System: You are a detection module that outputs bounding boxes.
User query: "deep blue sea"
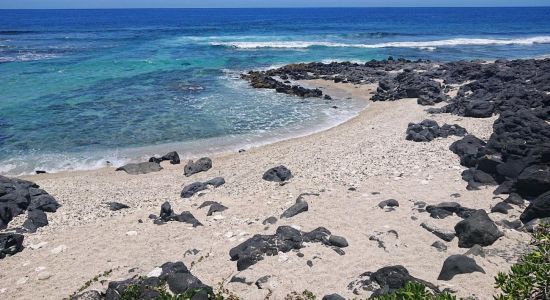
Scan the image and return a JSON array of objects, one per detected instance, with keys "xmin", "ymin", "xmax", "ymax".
[{"xmin": 1, "ymin": 7, "xmax": 550, "ymax": 175}]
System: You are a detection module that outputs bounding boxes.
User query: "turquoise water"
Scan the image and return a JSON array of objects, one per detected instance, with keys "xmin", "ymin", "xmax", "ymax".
[{"xmin": 1, "ymin": 8, "xmax": 550, "ymax": 174}]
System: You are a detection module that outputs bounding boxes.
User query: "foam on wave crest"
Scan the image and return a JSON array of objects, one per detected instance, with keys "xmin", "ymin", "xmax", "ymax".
[{"xmin": 210, "ymin": 36, "xmax": 550, "ymax": 49}]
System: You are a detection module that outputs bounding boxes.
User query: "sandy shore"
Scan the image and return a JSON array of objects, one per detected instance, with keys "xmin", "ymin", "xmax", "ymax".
[{"xmin": 0, "ymin": 80, "xmax": 530, "ymax": 299}]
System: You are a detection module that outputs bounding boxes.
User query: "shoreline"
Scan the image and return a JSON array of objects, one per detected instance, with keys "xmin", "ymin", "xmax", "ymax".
[
  {"xmin": 2, "ymin": 82, "xmax": 368, "ymax": 178},
  {"xmin": 1, "ymin": 58, "xmax": 548, "ymax": 300}
]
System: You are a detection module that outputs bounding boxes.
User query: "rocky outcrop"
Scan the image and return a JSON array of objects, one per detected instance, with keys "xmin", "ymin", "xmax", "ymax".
[
  {"xmin": 347, "ymin": 265, "xmax": 439, "ymax": 297},
  {"xmin": 0, "ymin": 175, "xmax": 60, "ymax": 232}
]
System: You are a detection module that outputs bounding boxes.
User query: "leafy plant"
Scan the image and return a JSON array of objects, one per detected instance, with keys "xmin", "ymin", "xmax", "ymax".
[
  {"xmin": 371, "ymin": 282, "xmax": 456, "ymax": 300},
  {"xmin": 494, "ymin": 224, "xmax": 550, "ymax": 300}
]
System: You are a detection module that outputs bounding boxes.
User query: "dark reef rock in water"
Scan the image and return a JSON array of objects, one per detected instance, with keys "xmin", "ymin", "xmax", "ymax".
[
  {"xmin": 406, "ymin": 119, "xmax": 467, "ymax": 142},
  {"xmin": 184, "ymin": 157, "xmax": 212, "ymax": 177},
  {"xmin": 115, "ymin": 162, "xmax": 162, "ymax": 175},
  {"xmin": 262, "ymin": 165, "xmax": 293, "ymax": 182},
  {"xmin": 229, "ymin": 226, "xmax": 348, "ymax": 271},
  {"xmin": 347, "ymin": 265, "xmax": 440, "ymax": 297},
  {"xmin": 149, "ymin": 151, "xmax": 180, "ymax": 165},
  {"xmin": 0, "ymin": 175, "xmax": 60, "ymax": 236}
]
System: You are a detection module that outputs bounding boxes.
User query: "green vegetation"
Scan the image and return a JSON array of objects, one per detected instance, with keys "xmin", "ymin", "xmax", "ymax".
[
  {"xmin": 72, "ymin": 225, "xmax": 550, "ymax": 300},
  {"xmin": 370, "ymin": 282, "xmax": 456, "ymax": 300},
  {"xmin": 494, "ymin": 224, "xmax": 550, "ymax": 300}
]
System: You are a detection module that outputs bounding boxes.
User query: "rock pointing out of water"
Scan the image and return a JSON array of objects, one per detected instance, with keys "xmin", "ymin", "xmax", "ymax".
[{"xmin": 116, "ymin": 162, "xmax": 162, "ymax": 175}]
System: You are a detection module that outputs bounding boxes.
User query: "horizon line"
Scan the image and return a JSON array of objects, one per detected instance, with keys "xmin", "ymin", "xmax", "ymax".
[{"xmin": 1, "ymin": 6, "xmax": 550, "ymax": 10}]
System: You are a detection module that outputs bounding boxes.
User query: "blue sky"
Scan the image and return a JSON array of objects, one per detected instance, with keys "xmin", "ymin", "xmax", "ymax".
[{"xmin": 1, "ymin": 0, "xmax": 550, "ymax": 9}]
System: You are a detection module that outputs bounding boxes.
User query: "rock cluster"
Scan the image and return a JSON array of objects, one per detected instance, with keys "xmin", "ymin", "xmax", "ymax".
[
  {"xmin": 262, "ymin": 165, "xmax": 293, "ymax": 182},
  {"xmin": 149, "ymin": 151, "xmax": 180, "ymax": 165},
  {"xmin": 73, "ymin": 261, "xmax": 212, "ymax": 300},
  {"xmin": 406, "ymin": 119, "xmax": 467, "ymax": 142},
  {"xmin": 0, "ymin": 175, "xmax": 60, "ymax": 233},
  {"xmin": 180, "ymin": 177, "xmax": 225, "ymax": 198},
  {"xmin": 229, "ymin": 226, "xmax": 348, "ymax": 271}
]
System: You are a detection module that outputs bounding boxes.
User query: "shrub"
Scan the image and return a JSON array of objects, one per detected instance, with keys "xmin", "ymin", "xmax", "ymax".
[
  {"xmin": 494, "ymin": 224, "xmax": 550, "ymax": 300},
  {"xmin": 371, "ymin": 282, "xmax": 456, "ymax": 300}
]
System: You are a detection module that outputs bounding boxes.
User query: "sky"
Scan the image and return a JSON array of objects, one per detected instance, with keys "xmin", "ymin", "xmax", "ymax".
[{"xmin": 1, "ymin": 0, "xmax": 550, "ymax": 9}]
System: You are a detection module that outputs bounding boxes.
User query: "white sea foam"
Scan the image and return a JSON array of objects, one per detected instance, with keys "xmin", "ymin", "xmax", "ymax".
[{"xmin": 209, "ymin": 36, "xmax": 550, "ymax": 50}]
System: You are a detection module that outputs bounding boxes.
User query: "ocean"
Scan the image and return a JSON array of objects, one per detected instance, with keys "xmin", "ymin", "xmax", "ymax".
[{"xmin": 1, "ymin": 7, "xmax": 550, "ymax": 175}]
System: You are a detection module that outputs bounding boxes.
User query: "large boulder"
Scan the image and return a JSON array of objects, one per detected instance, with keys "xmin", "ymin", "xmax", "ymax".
[
  {"xmin": 454, "ymin": 210, "xmax": 503, "ymax": 248},
  {"xmin": 514, "ymin": 164, "xmax": 550, "ymax": 198},
  {"xmin": 520, "ymin": 191, "xmax": 550, "ymax": 224}
]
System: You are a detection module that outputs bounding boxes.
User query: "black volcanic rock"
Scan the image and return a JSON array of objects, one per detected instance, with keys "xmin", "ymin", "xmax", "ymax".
[
  {"xmin": 454, "ymin": 210, "xmax": 503, "ymax": 248},
  {"xmin": 0, "ymin": 233, "xmax": 24, "ymax": 259},
  {"xmin": 348, "ymin": 265, "xmax": 439, "ymax": 297},
  {"xmin": 149, "ymin": 151, "xmax": 180, "ymax": 165},
  {"xmin": 180, "ymin": 177, "xmax": 225, "ymax": 198},
  {"xmin": 229, "ymin": 226, "xmax": 347, "ymax": 271},
  {"xmin": 184, "ymin": 157, "xmax": 212, "ymax": 177},
  {"xmin": 406, "ymin": 119, "xmax": 466, "ymax": 142},
  {"xmin": 116, "ymin": 162, "xmax": 162, "ymax": 175},
  {"xmin": 438, "ymin": 255, "xmax": 485, "ymax": 280},
  {"xmin": 262, "ymin": 165, "xmax": 292, "ymax": 182},
  {"xmin": 520, "ymin": 191, "xmax": 550, "ymax": 224},
  {"xmin": 0, "ymin": 175, "xmax": 59, "ymax": 233}
]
